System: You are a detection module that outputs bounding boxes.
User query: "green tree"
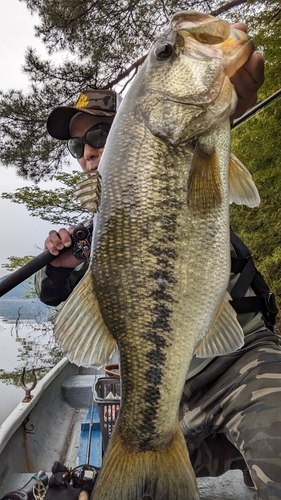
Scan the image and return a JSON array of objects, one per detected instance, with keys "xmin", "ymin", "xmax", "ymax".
[
  {"xmin": 1, "ymin": 170, "xmax": 88, "ymax": 225},
  {"xmin": 0, "ymin": 0, "xmax": 280, "ymax": 312},
  {"xmin": 230, "ymin": 95, "xmax": 281, "ymax": 309},
  {"xmin": 228, "ymin": 1, "xmax": 281, "ymax": 312},
  {"xmin": 2, "ymin": 256, "xmax": 35, "ymax": 271},
  {"xmin": 2, "ymin": 256, "xmax": 37, "ymax": 297},
  {"xmin": 0, "ymin": 0, "xmax": 279, "ymax": 180}
]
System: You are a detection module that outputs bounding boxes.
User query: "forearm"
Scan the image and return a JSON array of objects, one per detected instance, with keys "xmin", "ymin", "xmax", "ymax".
[{"xmin": 34, "ymin": 262, "xmax": 88, "ymax": 306}]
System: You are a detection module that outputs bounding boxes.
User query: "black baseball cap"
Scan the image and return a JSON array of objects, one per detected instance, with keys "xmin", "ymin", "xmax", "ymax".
[{"xmin": 47, "ymin": 89, "xmax": 122, "ymax": 140}]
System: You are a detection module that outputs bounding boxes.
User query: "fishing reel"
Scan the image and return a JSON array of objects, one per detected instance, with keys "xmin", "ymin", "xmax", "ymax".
[
  {"xmin": 49, "ymin": 461, "xmax": 98, "ymax": 493},
  {"xmin": 48, "ymin": 462, "xmax": 72, "ymax": 488},
  {"xmin": 72, "ymin": 220, "xmax": 93, "ymax": 261},
  {"xmin": 72, "ymin": 465, "xmax": 99, "ymax": 493}
]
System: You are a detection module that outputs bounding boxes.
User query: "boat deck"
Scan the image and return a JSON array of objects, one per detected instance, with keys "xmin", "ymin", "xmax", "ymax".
[
  {"xmin": 0, "ymin": 361, "xmax": 254, "ymax": 499},
  {"xmin": 1, "ymin": 471, "xmax": 254, "ymax": 499}
]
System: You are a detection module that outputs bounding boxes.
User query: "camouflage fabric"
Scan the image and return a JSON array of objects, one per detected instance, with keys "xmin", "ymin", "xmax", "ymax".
[
  {"xmin": 47, "ymin": 89, "xmax": 122, "ymax": 140},
  {"xmin": 180, "ymin": 329, "xmax": 281, "ymax": 500},
  {"xmin": 74, "ymin": 90, "xmax": 119, "ymax": 114}
]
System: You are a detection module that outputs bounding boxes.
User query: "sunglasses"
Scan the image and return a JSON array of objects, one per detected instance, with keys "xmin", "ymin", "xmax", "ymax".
[{"xmin": 67, "ymin": 122, "xmax": 112, "ymax": 159}]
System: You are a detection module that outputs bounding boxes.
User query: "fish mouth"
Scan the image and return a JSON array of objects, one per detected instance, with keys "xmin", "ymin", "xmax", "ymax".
[
  {"xmin": 141, "ymin": 11, "xmax": 253, "ymax": 143},
  {"xmin": 172, "ymin": 10, "xmax": 253, "ymax": 79}
]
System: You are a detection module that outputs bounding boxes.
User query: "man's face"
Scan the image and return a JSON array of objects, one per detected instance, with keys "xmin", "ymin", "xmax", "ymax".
[{"xmin": 69, "ymin": 113, "xmax": 114, "ymax": 172}]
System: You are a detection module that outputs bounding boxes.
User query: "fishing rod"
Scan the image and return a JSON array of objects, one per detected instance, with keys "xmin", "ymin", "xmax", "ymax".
[
  {"xmin": 0, "ymin": 220, "xmax": 92, "ymax": 298},
  {"xmin": 0, "ymin": 90, "xmax": 280, "ymax": 298},
  {"xmin": 0, "ymin": 172, "xmax": 100, "ymax": 298},
  {"xmin": 232, "ymin": 88, "xmax": 281, "ymax": 129}
]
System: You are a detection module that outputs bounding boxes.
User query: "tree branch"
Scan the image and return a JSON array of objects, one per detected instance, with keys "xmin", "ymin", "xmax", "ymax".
[
  {"xmin": 211, "ymin": 0, "xmax": 247, "ymax": 16},
  {"xmin": 103, "ymin": 54, "xmax": 147, "ymax": 90}
]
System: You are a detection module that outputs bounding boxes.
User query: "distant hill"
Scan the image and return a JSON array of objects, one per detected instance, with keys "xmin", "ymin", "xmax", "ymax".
[
  {"xmin": 0, "ymin": 276, "xmax": 50, "ymax": 320},
  {"xmin": 0, "ymin": 276, "xmax": 32, "ymax": 299}
]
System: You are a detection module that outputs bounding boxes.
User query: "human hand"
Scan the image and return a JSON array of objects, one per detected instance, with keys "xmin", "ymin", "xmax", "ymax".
[
  {"xmin": 230, "ymin": 23, "xmax": 264, "ymax": 120},
  {"xmin": 44, "ymin": 226, "xmax": 82, "ymax": 268}
]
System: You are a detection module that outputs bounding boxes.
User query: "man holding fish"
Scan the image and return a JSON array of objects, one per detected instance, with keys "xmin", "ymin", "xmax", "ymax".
[{"xmin": 35, "ymin": 15, "xmax": 280, "ymax": 500}]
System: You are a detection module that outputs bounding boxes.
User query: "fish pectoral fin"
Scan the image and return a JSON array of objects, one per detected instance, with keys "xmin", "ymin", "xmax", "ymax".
[
  {"xmin": 54, "ymin": 269, "xmax": 116, "ymax": 368},
  {"xmin": 195, "ymin": 292, "xmax": 244, "ymax": 358},
  {"xmin": 187, "ymin": 140, "xmax": 222, "ymax": 214},
  {"xmin": 229, "ymin": 153, "xmax": 260, "ymax": 207}
]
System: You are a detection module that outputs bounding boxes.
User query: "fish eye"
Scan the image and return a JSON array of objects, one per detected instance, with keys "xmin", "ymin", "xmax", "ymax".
[{"xmin": 155, "ymin": 43, "xmax": 173, "ymax": 60}]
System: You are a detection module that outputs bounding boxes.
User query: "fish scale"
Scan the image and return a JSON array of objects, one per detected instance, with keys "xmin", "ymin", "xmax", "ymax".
[{"xmin": 54, "ymin": 10, "xmax": 260, "ymax": 500}]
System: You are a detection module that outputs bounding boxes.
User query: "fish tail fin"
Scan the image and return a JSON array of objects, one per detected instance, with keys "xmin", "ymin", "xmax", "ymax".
[
  {"xmin": 54, "ymin": 268, "xmax": 116, "ymax": 367},
  {"xmin": 91, "ymin": 423, "xmax": 200, "ymax": 500}
]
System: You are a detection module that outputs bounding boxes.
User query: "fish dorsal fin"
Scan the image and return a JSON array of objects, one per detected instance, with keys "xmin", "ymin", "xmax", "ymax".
[
  {"xmin": 54, "ymin": 268, "xmax": 116, "ymax": 368},
  {"xmin": 187, "ymin": 140, "xmax": 222, "ymax": 214},
  {"xmin": 76, "ymin": 171, "xmax": 102, "ymax": 214},
  {"xmin": 229, "ymin": 153, "xmax": 260, "ymax": 207},
  {"xmin": 195, "ymin": 292, "xmax": 244, "ymax": 358}
]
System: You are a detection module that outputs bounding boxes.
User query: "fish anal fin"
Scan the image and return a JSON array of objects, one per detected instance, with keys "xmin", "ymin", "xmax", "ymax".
[
  {"xmin": 54, "ymin": 269, "xmax": 116, "ymax": 368},
  {"xmin": 187, "ymin": 141, "xmax": 222, "ymax": 214},
  {"xmin": 229, "ymin": 153, "xmax": 260, "ymax": 207},
  {"xmin": 195, "ymin": 292, "xmax": 244, "ymax": 358},
  {"xmin": 92, "ymin": 421, "xmax": 200, "ymax": 500}
]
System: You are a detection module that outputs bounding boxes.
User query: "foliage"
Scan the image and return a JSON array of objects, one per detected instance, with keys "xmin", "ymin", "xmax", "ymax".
[
  {"xmin": 1, "ymin": 0, "xmax": 279, "ymax": 180},
  {"xmin": 230, "ymin": 95, "xmax": 281, "ymax": 311},
  {"xmin": 1, "ymin": 170, "xmax": 89, "ymax": 225},
  {"xmin": 2, "ymin": 255, "xmax": 35, "ymax": 271},
  {"xmin": 0, "ymin": 0, "xmax": 280, "ymax": 311},
  {"xmin": 228, "ymin": 0, "xmax": 281, "ymax": 312},
  {"xmin": 2, "ymin": 256, "xmax": 37, "ymax": 297}
]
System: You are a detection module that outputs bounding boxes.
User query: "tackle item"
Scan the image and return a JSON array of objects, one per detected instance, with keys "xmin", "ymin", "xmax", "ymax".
[
  {"xmin": 0, "ymin": 220, "xmax": 92, "ymax": 298},
  {"xmin": 48, "ymin": 462, "xmax": 98, "ymax": 495},
  {"xmin": 72, "ymin": 222, "xmax": 93, "ymax": 262},
  {"xmin": 232, "ymin": 88, "xmax": 281, "ymax": 129},
  {"xmin": 71, "ymin": 466, "xmax": 98, "ymax": 493},
  {"xmin": 48, "ymin": 461, "xmax": 72, "ymax": 488},
  {"xmin": 0, "ymin": 171, "xmax": 101, "ymax": 298},
  {"xmin": 0, "ymin": 471, "xmax": 48, "ymax": 500},
  {"xmin": 67, "ymin": 123, "xmax": 111, "ymax": 158}
]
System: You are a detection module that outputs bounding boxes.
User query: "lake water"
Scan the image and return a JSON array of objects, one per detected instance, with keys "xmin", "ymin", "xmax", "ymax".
[{"xmin": 0, "ymin": 297, "xmax": 61, "ymax": 425}]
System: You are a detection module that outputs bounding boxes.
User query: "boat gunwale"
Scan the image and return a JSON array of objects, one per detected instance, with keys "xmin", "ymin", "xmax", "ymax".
[{"xmin": 0, "ymin": 357, "xmax": 70, "ymax": 454}]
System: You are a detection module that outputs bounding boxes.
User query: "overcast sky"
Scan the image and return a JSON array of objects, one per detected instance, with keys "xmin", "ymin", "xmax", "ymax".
[{"xmin": 0, "ymin": 0, "xmax": 74, "ymax": 278}]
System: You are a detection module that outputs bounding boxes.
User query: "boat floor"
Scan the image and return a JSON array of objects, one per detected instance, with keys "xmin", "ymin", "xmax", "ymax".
[
  {"xmin": 0, "ymin": 362, "xmax": 254, "ymax": 499},
  {"xmin": 4, "ymin": 471, "xmax": 254, "ymax": 500}
]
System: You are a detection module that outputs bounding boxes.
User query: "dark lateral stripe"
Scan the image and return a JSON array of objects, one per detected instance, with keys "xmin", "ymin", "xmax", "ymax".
[{"xmin": 139, "ymin": 300, "xmax": 173, "ymax": 448}]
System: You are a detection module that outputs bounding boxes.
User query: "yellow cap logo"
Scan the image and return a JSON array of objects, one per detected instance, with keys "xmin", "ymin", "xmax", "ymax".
[{"xmin": 75, "ymin": 93, "xmax": 89, "ymax": 109}]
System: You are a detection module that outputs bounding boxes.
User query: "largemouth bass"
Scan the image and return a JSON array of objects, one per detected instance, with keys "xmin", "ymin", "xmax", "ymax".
[{"xmin": 54, "ymin": 11, "xmax": 260, "ymax": 500}]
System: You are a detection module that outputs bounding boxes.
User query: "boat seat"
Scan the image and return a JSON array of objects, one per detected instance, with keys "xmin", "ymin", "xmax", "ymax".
[{"xmin": 61, "ymin": 374, "xmax": 96, "ymax": 408}]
